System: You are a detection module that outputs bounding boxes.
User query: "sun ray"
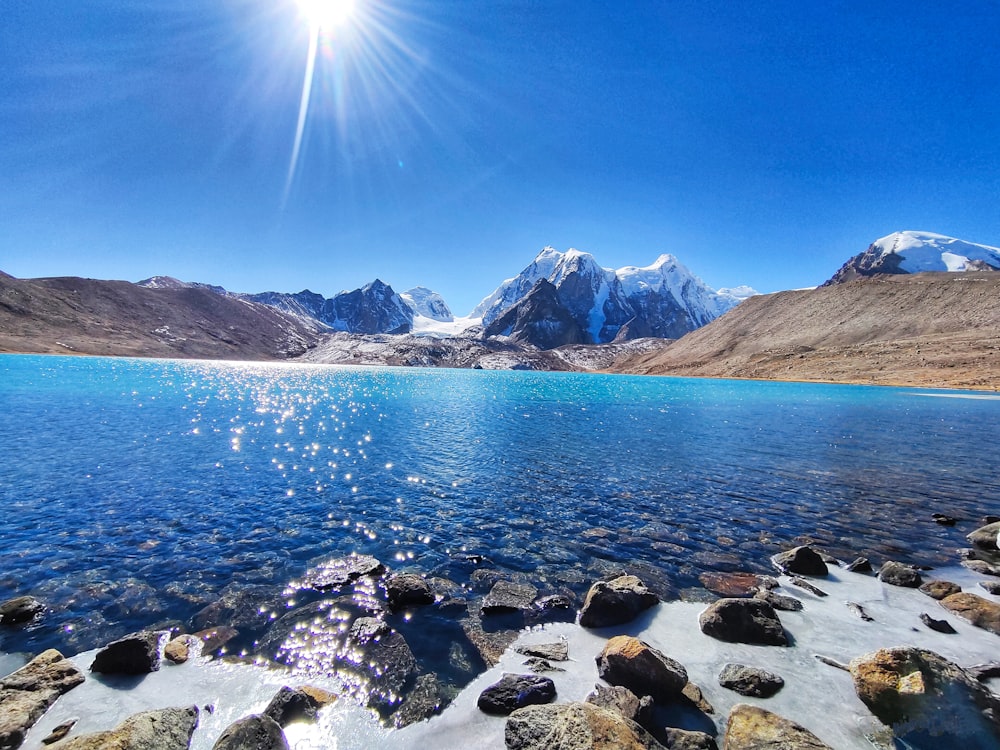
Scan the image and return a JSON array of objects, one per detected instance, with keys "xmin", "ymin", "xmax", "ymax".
[{"xmin": 283, "ymin": 22, "xmax": 320, "ymax": 208}]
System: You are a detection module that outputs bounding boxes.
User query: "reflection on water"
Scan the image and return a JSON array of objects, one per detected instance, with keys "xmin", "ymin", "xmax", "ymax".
[{"xmin": 1, "ymin": 355, "xmax": 998, "ymax": 701}]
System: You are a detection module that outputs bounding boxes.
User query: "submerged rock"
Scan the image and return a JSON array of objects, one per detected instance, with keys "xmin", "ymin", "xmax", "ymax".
[
  {"xmin": 90, "ymin": 631, "xmax": 163, "ymax": 675},
  {"xmin": 595, "ymin": 636, "xmax": 688, "ymax": 702},
  {"xmin": 940, "ymin": 592, "xmax": 1000, "ymax": 635},
  {"xmin": 848, "ymin": 647, "xmax": 1000, "ymax": 745},
  {"xmin": 212, "ymin": 714, "xmax": 288, "ymax": 750},
  {"xmin": 0, "ymin": 597, "xmax": 44, "ymax": 626},
  {"xmin": 877, "ymin": 562, "xmax": 922, "ymax": 588},
  {"xmin": 579, "ymin": 575, "xmax": 659, "ymax": 628},
  {"xmin": 392, "ymin": 673, "xmax": 444, "ymax": 728},
  {"xmin": 300, "ymin": 554, "xmax": 385, "ymax": 590},
  {"xmin": 698, "ymin": 599, "xmax": 788, "ymax": 646},
  {"xmin": 723, "ymin": 703, "xmax": 832, "ymax": 749},
  {"xmin": 505, "ymin": 702, "xmax": 665, "ymax": 750},
  {"xmin": 717, "ymin": 664, "xmax": 784, "ymax": 698},
  {"xmin": 47, "ymin": 706, "xmax": 198, "ymax": 750},
  {"xmin": 771, "ymin": 546, "xmax": 828, "ymax": 577},
  {"xmin": 0, "ymin": 649, "xmax": 85, "ymax": 750},
  {"xmin": 482, "ymin": 581, "xmax": 538, "ymax": 615},
  {"xmin": 385, "ymin": 574, "xmax": 434, "ymax": 609},
  {"xmin": 477, "ymin": 673, "xmax": 556, "ymax": 715}
]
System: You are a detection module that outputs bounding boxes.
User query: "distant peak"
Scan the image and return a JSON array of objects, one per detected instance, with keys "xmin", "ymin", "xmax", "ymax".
[
  {"xmin": 650, "ymin": 253, "xmax": 679, "ymax": 268},
  {"xmin": 534, "ymin": 246, "xmax": 563, "ymax": 260}
]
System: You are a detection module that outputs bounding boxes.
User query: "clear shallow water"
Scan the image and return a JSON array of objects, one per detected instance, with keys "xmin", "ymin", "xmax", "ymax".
[{"xmin": 1, "ymin": 355, "xmax": 999, "ymax": 691}]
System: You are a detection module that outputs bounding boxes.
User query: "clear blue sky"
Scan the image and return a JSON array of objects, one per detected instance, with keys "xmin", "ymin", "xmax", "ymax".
[{"xmin": 3, "ymin": 0, "xmax": 999, "ymax": 314}]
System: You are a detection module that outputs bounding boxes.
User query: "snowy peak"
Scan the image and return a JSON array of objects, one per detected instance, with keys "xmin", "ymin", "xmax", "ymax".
[
  {"xmin": 826, "ymin": 231, "xmax": 1000, "ymax": 284},
  {"xmin": 473, "ymin": 247, "xmax": 750, "ymax": 345},
  {"xmin": 137, "ymin": 276, "xmax": 228, "ymax": 295},
  {"xmin": 400, "ymin": 287, "xmax": 453, "ymax": 322}
]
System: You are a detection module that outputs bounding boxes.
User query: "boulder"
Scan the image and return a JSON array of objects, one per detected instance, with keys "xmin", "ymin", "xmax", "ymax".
[
  {"xmin": 968, "ymin": 522, "xmax": 1000, "ymax": 552},
  {"xmin": 752, "ymin": 589, "xmax": 802, "ymax": 612},
  {"xmin": 981, "ymin": 580, "xmax": 1000, "ymax": 596},
  {"xmin": 0, "ymin": 649, "xmax": 85, "ymax": 750},
  {"xmin": 482, "ymin": 581, "xmax": 539, "ymax": 615},
  {"xmin": 595, "ymin": 636, "xmax": 688, "ymax": 702},
  {"xmin": 698, "ymin": 599, "xmax": 788, "ymax": 646},
  {"xmin": 385, "ymin": 574, "xmax": 434, "ymax": 609},
  {"xmin": 845, "ymin": 557, "xmax": 873, "ymax": 573},
  {"xmin": 0, "ymin": 597, "xmax": 44, "ymax": 626},
  {"xmin": 962, "ymin": 559, "xmax": 1000, "ymax": 577},
  {"xmin": 300, "ymin": 554, "xmax": 384, "ymax": 590},
  {"xmin": 212, "ymin": 714, "xmax": 288, "ymax": 750},
  {"xmin": 717, "ymin": 664, "xmax": 784, "ymax": 698},
  {"xmin": 477, "ymin": 674, "xmax": 556, "ymax": 715},
  {"xmin": 770, "ymin": 547, "xmax": 828, "ymax": 577},
  {"xmin": 661, "ymin": 728, "xmax": 718, "ymax": 750},
  {"xmin": 877, "ymin": 562, "xmax": 922, "ymax": 588},
  {"xmin": 918, "ymin": 580, "xmax": 962, "ymax": 600},
  {"xmin": 723, "ymin": 703, "xmax": 832, "ymax": 749},
  {"xmin": 90, "ymin": 631, "xmax": 163, "ymax": 675},
  {"xmin": 848, "ymin": 647, "xmax": 1000, "ymax": 744},
  {"xmin": 940, "ymin": 592, "xmax": 1000, "ymax": 635},
  {"xmin": 505, "ymin": 702, "xmax": 666, "ymax": 750},
  {"xmin": 681, "ymin": 682, "xmax": 715, "ymax": 715},
  {"xmin": 163, "ymin": 635, "xmax": 201, "ymax": 664},
  {"xmin": 579, "ymin": 576, "xmax": 659, "ymax": 628},
  {"xmin": 191, "ymin": 626, "xmax": 239, "ymax": 654},
  {"xmin": 46, "ymin": 706, "xmax": 198, "ymax": 750},
  {"xmin": 585, "ymin": 684, "xmax": 653, "ymax": 729},
  {"xmin": 263, "ymin": 687, "xmax": 321, "ymax": 727}
]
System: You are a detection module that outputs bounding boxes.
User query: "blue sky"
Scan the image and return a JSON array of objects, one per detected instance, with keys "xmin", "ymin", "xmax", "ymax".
[{"xmin": 3, "ymin": 0, "xmax": 999, "ymax": 314}]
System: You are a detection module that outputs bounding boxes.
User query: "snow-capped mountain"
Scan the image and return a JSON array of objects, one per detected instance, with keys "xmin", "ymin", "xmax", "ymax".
[
  {"xmin": 322, "ymin": 279, "xmax": 413, "ymax": 334},
  {"xmin": 400, "ymin": 287, "xmax": 453, "ymax": 322},
  {"xmin": 473, "ymin": 247, "xmax": 754, "ymax": 345},
  {"xmin": 137, "ymin": 276, "xmax": 227, "ymax": 296},
  {"xmin": 825, "ymin": 231, "xmax": 1000, "ymax": 285}
]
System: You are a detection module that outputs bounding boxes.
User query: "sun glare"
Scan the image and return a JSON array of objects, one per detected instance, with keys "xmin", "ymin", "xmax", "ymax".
[{"xmin": 296, "ymin": 0, "xmax": 357, "ymax": 30}]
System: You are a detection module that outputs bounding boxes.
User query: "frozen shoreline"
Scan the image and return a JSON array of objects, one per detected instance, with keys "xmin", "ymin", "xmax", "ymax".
[{"xmin": 8, "ymin": 563, "xmax": 1000, "ymax": 749}]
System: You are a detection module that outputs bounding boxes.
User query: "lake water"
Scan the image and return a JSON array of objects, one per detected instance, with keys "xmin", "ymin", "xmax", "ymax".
[{"xmin": 2, "ymin": 354, "xmax": 998, "ymax": 704}]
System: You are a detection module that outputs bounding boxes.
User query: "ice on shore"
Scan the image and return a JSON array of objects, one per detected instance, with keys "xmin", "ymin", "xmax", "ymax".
[{"xmin": 12, "ymin": 564, "xmax": 1000, "ymax": 749}]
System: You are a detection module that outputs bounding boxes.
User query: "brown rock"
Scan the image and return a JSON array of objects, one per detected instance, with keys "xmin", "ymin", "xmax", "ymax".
[
  {"xmin": 595, "ymin": 636, "xmax": 688, "ymax": 702},
  {"xmin": 46, "ymin": 706, "xmax": 198, "ymax": 750},
  {"xmin": 698, "ymin": 572, "xmax": 761, "ymax": 597},
  {"xmin": 940, "ymin": 592, "xmax": 1000, "ymax": 635},
  {"xmin": 164, "ymin": 635, "xmax": 201, "ymax": 664},
  {"xmin": 662, "ymin": 728, "xmax": 718, "ymax": 750},
  {"xmin": 0, "ymin": 649, "xmax": 85, "ymax": 750},
  {"xmin": 848, "ymin": 647, "xmax": 1000, "ymax": 743},
  {"xmin": 585, "ymin": 684, "xmax": 653, "ymax": 729},
  {"xmin": 579, "ymin": 575, "xmax": 659, "ymax": 628},
  {"xmin": 723, "ymin": 703, "xmax": 831, "ymax": 749},
  {"xmin": 918, "ymin": 580, "xmax": 962, "ymax": 600},
  {"xmin": 681, "ymin": 682, "xmax": 715, "ymax": 715},
  {"xmin": 505, "ymin": 702, "xmax": 666, "ymax": 750},
  {"xmin": 698, "ymin": 599, "xmax": 787, "ymax": 646}
]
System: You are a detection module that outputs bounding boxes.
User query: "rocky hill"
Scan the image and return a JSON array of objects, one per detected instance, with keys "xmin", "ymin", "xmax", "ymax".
[
  {"xmin": 613, "ymin": 272, "xmax": 1000, "ymax": 390},
  {"xmin": 0, "ymin": 274, "xmax": 320, "ymax": 359}
]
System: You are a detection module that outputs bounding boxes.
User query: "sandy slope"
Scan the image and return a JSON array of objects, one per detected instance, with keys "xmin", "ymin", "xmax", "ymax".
[{"xmin": 613, "ymin": 272, "xmax": 1000, "ymax": 390}]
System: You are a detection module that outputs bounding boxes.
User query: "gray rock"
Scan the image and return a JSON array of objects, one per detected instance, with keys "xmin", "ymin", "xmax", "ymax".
[
  {"xmin": 212, "ymin": 714, "xmax": 288, "ymax": 750},
  {"xmin": 962, "ymin": 558, "xmax": 1000, "ymax": 577},
  {"xmin": 595, "ymin": 636, "xmax": 688, "ymax": 702},
  {"xmin": 585, "ymin": 684, "xmax": 653, "ymax": 729},
  {"xmin": 263, "ymin": 687, "xmax": 321, "ymax": 727},
  {"xmin": 918, "ymin": 580, "xmax": 963, "ymax": 600},
  {"xmin": 0, "ymin": 597, "xmax": 44, "ymax": 626},
  {"xmin": 505, "ymin": 702, "xmax": 666, "ymax": 750},
  {"xmin": 770, "ymin": 546, "xmax": 828, "ymax": 577},
  {"xmin": 46, "ymin": 706, "xmax": 198, "ymax": 750},
  {"xmin": 516, "ymin": 642, "xmax": 569, "ymax": 662},
  {"xmin": 523, "ymin": 658, "xmax": 565, "ymax": 674},
  {"xmin": 718, "ymin": 664, "xmax": 784, "ymax": 698},
  {"xmin": 300, "ymin": 554, "xmax": 385, "ymax": 590},
  {"xmin": 968, "ymin": 522, "xmax": 1000, "ymax": 552},
  {"xmin": 385, "ymin": 574, "xmax": 434, "ymax": 609},
  {"xmin": 482, "ymin": 581, "xmax": 539, "ymax": 615},
  {"xmin": 849, "ymin": 647, "xmax": 1000, "ymax": 745},
  {"xmin": 877, "ymin": 561, "xmax": 922, "ymax": 588},
  {"xmin": 752, "ymin": 589, "xmax": 802, "ymax": 612},
  {"xmin": 90, "ymin": 631, "xmax": 163, "ymax": 675},
  {"xmin": 579, "ymin": 575, "xmax": 659, "ymax": 628},
  {"xmin": 845, "ymin": 557, "xmax": 873, "ymax": 573},
  {"xmin": 698, "ymin": 599, "xmax": 788, "ymax": 646},
  {"xmin": 919, "ymin": 613, "xmax": 957, "ymax": 634},
  {"xmin": 723, "ymin": 703, "xmax": 832, "ymax": 749},
  {"xmin": 980, "ymin": 580, "xmax": 1000, "ymax": 595},
  {"xmin": 661, "ymin": 727, "xmax": 718, "ymax": 750},
  {"xmin": 0, "ymin": 650, "xmax": 85, "ymax": 750},
  {"xmin": 392, "ymin": 674, "xmax": 444, "ymax": 728},
  {"xmin": 477, "ymin": 673, "xmax": 556, "ymax": 715}
]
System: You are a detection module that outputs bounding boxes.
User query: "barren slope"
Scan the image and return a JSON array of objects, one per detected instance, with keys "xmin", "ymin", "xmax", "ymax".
[
  {"xmin": 0, "ymin": 274, "xmax": 320, "ymax": 360},
  {"xmin": 614, "ymin": 272, "xmax": 1000, "ymax": 390}
]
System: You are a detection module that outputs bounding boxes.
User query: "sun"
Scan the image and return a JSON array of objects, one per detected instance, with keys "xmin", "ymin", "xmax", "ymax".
[{"xmin": 295, "ymin": 0, "xmax": 357, "ymax": 30}]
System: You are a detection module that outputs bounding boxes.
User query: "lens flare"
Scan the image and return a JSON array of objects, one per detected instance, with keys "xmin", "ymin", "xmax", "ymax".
[{"xmin": 295, "ymin": 0, "xmax": 357, "ymax": 30}]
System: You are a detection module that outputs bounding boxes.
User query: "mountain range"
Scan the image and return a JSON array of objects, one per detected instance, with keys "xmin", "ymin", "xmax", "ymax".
[{"xmin": 2, "ymin": 231, "xmax": 997, "ymax": 388}]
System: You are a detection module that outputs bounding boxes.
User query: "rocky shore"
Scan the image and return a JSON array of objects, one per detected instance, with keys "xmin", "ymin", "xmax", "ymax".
[{"xmin": 3, "ymin": 520, "xmax": 1000, "ymax": 749}]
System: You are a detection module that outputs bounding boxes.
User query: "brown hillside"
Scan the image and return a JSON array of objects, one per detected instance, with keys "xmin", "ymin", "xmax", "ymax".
[
  {"xmin": 0, "ymin": 274, "xmax": 320, "ymax": 360},
  {"xmin": 613, "ymin": 272, "xmax": 1000, "ymax": 390}
]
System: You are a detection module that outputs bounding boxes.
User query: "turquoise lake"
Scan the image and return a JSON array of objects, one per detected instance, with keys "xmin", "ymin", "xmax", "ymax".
[{"xmin": 1, "ymin": 354, "xmax": 998, "ymax": 693}]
